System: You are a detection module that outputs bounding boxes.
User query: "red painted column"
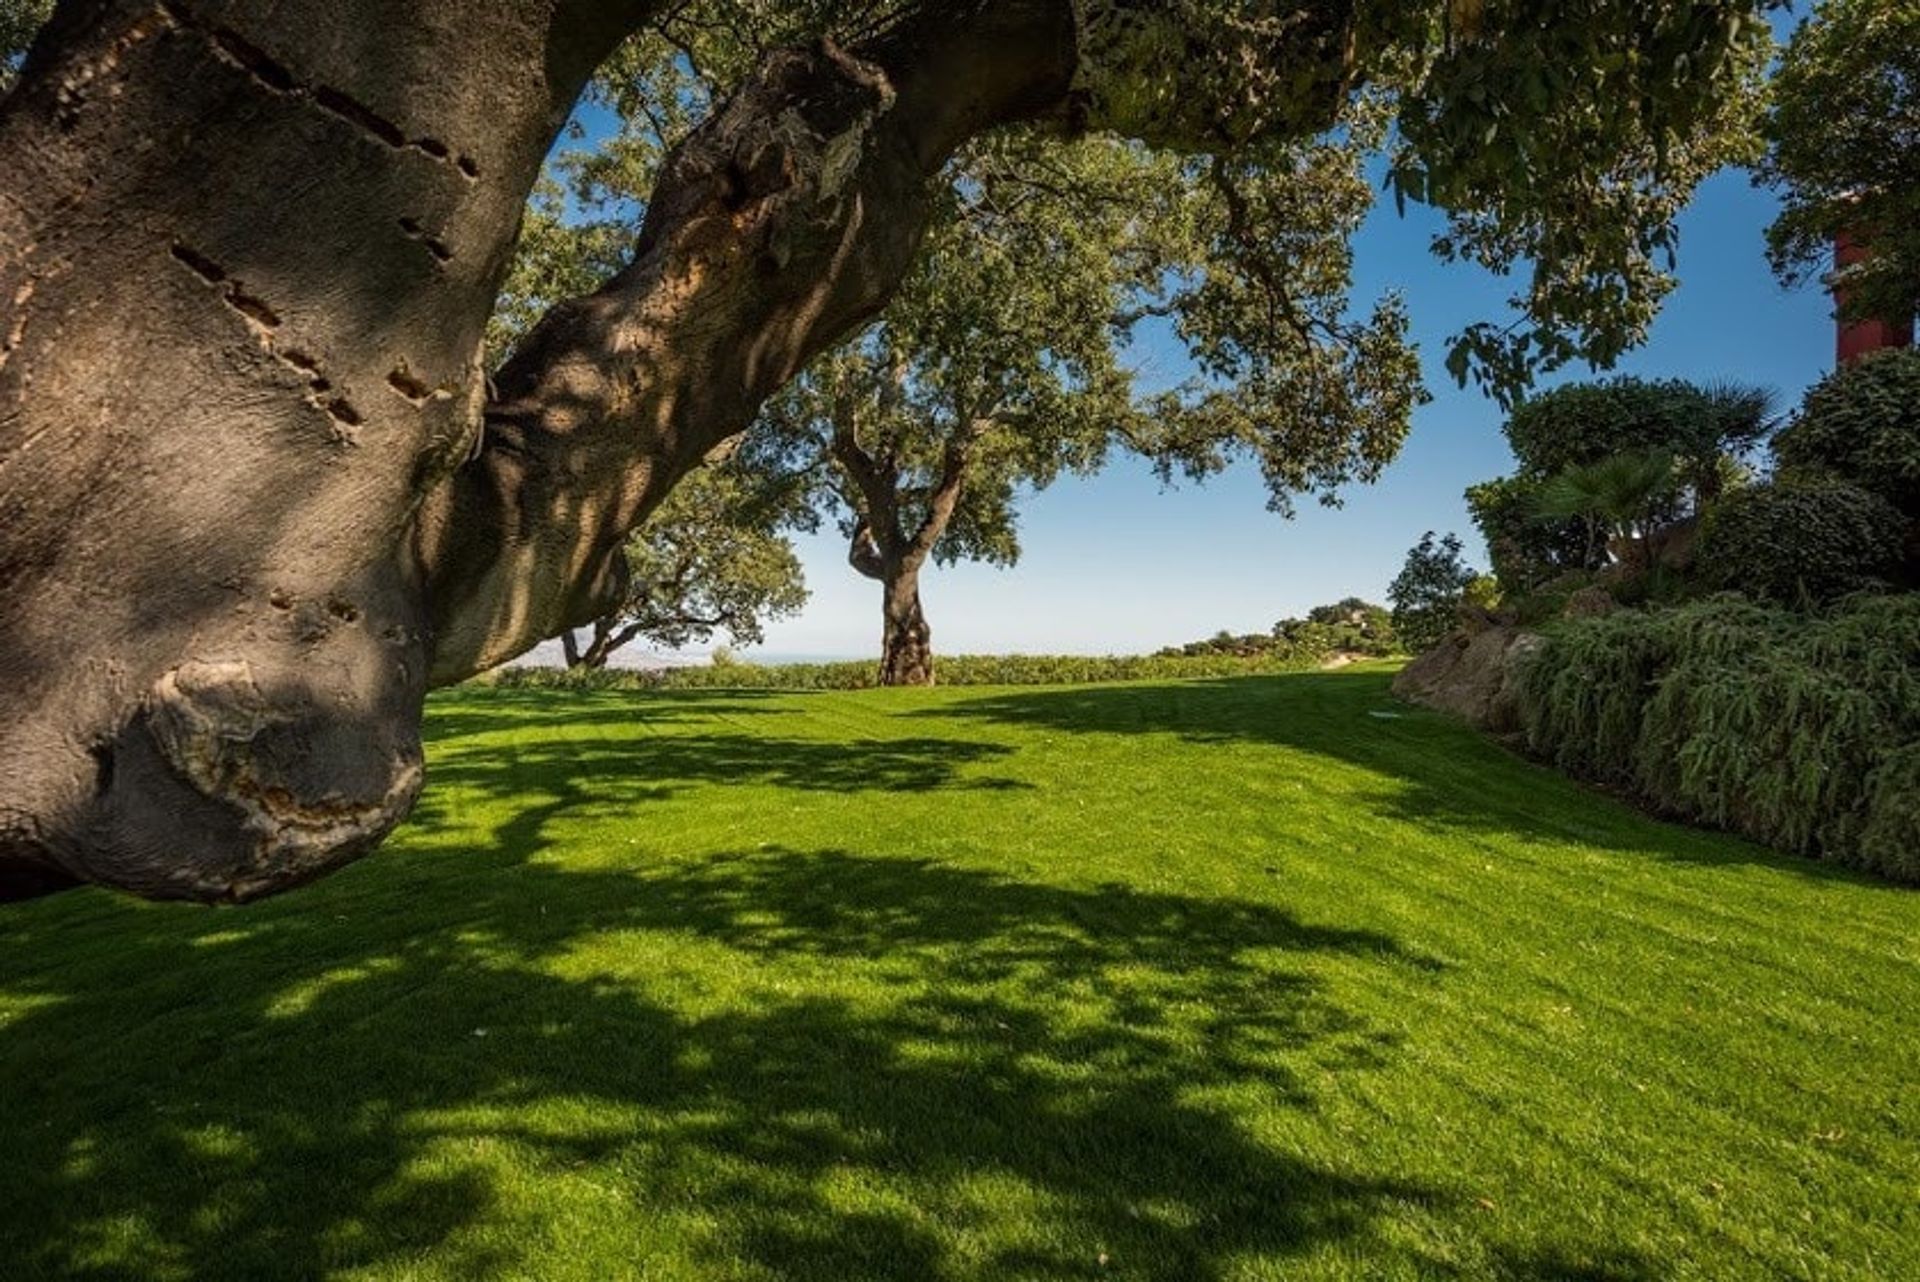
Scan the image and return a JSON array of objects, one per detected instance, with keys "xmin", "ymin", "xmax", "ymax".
[{"xmin": 1835, "ymin": 232, "xmax": 1914, "ymax": 365}]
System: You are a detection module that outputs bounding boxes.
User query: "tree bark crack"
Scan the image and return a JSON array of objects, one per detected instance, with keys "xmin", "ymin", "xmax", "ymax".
[{"xmin": 158, "ymin": 0, "xmax": 481, "ymax": 180}]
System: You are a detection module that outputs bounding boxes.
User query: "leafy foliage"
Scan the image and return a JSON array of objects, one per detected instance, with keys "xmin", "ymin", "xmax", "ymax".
[
  {"xmin": 1532, "ymin": 449, "xmax": 1681, "ymax": 571},
  {"xmin": 1518, "ymin": 595, "xmax": 1920, "ymax": 881},
  {"xmin": 1388, "ymin": 532, "xmax": 1480, "ymax": 653},
  {"xmin": 492, "ymin": 0, "xmax": 1786, "ymax": 525},
  {"xmin": 562, "ymin": 452, "xmax": 811, "ymax": 668},
  {"xmin": 513, "ymin": 51, "xmax": 1427, "ymax": 677},
  {"xmin": 1696, "ymin": 476, "xmax": 1908, "ymax": 605},
  {"xmin": 1467, "ymin": 376, "xmax": 1775, "ymax": 592},
  {"xmin": 0, "ymin": 0, "xmax": 51, "ymax": 93},
  {"xmin": 1465, "ymin": 475, "xmax": 1590, "ymax": 592},
  {"xmin": 753, "ymin": 133, "xmax": 1152, "ymax": 589},
  {"xmin": 1501, "ymin": 377, "xmax": 1773, "ymax": 487},
  {"xmin": 1772, "ymin": 349, "xmax": 1920, "ymax": 518},
  {"xmin": 1757, "ymin": 0, "xmax": 1920, "ymax": 328},
  {"xmin": 1376, "ymin": 1, "xmax": 1776, "ymax": 400}
]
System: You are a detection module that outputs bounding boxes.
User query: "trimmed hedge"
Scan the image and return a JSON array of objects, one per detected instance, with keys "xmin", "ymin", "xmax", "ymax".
[
  {"xmin": 1773, "ymin": 349, "xmax": 1920, "ymax": 516},
  {"xmin": 483, "ymin": 648, "xmax": 1333, "ymax": 693},
  {"xmin": 1516, "ymin": 595, "xmax": 1920, "ymax": 882},
  {"xmin": 1696, "ymin": 476, "xmax": 1907, "ymax": 605}
]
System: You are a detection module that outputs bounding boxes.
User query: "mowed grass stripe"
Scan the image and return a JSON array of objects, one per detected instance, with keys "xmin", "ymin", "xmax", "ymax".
[{"xmin": 0, "ymin": 668, "xmax": 1912, "ymax": 1281}]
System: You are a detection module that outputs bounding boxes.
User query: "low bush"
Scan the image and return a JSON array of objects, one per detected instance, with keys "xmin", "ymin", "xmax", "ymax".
[
  {"xmin": 1156, "ymin": 630, "xmax": 1332, "ymax": 663},
  {"xmin": 1773, "ymin": 349, "xmax": 1920, "ymax": 516},
  {"xmin": 1696, "ymin": 476, "xmax": 1906, "ymax": 605},
  {"xmin": 1516, "ymin": 595, "xmax": 1920, "ymax": 881},
  {"xmin": 1465, "ymin": 475, "xmax": 1592, "ymax": 591},
  {"xmin": 484, "ymin": 648, "xmax": 1333, "ymax": 693}
]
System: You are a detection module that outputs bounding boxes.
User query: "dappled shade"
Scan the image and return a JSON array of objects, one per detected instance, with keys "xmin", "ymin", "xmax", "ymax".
[
  {"xmin": 0, "ymin": 847, "xmax": 1435, "ymax": 1280},
  {"xmin": 2, "ymin": 669, "xmax": 1912, "ymax": 1280}
]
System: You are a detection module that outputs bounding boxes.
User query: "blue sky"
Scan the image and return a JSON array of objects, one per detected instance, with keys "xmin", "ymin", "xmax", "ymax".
[
  {"xmin": 749, "ymin": 167, "xmax": 1835, "ymax": 659},
  {"xmin": 546, "ymin": 12, "xmax": 1835, "ymax": 664}
]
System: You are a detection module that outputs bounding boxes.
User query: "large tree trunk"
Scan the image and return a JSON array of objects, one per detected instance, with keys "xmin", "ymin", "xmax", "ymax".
[
  {"xmin": 0, "ymin": 0, "xmax": 1357, "ymax": 902},
  {"xmin": 0, "ymin": 0, "xmax": 655, "ymax": 901},
  {"xmin": 879, "ymin": 560, "xmax": 935, "ymax": 687},
  {"xmin": 0, "ymin": 0, "xmax": 1079, "ymax": 902}
]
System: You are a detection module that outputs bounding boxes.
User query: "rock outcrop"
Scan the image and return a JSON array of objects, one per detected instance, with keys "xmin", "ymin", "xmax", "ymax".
[{"xmin": 1392, "ymin": 623, "xmax": 1542, "ymax": 732}]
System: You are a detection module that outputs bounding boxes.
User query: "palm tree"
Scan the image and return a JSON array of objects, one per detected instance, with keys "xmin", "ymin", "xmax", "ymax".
[
  {"xmin": 1682, "ymin": 381, "xmax": 1779, "ymax": 509},
  {"xmin": 1534, "ymin": 449, "xmax": 1681, "ymax": 571}
]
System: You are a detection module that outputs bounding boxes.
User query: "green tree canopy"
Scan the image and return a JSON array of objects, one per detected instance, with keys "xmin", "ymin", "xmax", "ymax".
[
  {"xmin": 1758, "ymin": 0, "xmax": 1920, "ymax": 327},
  {"xmin": 560, "ymin": 448, "xmax": 812, "ymax": 670},
  {"xmin": 1389, "ymin": 531, "xmax": 1481, "ymax": 653}
]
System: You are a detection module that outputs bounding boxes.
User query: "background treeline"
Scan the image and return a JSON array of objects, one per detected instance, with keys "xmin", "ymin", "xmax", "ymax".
[
  {"xmin": 487, "ymin": 649, "xmax": 1338, "ymax": 693},
  {"xmin": 1155, "ymin": 598, "xmax": 1401, "ymax": 661}
]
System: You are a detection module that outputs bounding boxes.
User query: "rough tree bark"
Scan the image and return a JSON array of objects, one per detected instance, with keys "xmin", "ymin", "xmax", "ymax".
[
  {"xmin": 833, "ymin": 414, "xmax": 972, "ymax": 687},
  {"xmin": 879, "ymin": 566, "xmax": 936, "ymax": 687},
  {"xmin": 0, "ymin": 0, "xmax": 1078, "ymax": 901},
  {"xmin": 0, "ymin": 0, "xmax": 1356, "ymax": 902}
]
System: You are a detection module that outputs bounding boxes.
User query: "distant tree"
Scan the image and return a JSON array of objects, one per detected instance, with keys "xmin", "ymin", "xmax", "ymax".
[
  {"xmin": 1277, "ymin": 598, "xmax": 1399, "ymax": 657},
  {"xmin": 558, "ymin": 449, "xmax": 810, "ymax": 670},
  {"xmin": 1758, "ymin": 0, "xmax": 1920, "ymax": 328},
  {"xmin": 753, "ymin": 137, "xmax": 1141, "ymax": 686},
  {"xmin": 1389, "ymin": 533, "xmax": 1480, "ymax": 653},
  {"xmin": 753, "ymin": 123, "xmax": 1420, "ymax": 685}
]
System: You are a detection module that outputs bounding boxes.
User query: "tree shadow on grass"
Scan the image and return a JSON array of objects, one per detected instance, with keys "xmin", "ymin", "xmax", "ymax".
[
  {"xmin": 925, "ymin": 671, "xmax": 1881, "ymax": 883},
  {"xmin": 420, "ymin": 684, "xmax": 806, "ymax": 741},
  {"xmin": 428, "ymin": 730, "xmax": 1029, "ymax": 804},
  {"xmin": 0, "ymin": 846, "xmax": 1453, "ymax": 1281}
]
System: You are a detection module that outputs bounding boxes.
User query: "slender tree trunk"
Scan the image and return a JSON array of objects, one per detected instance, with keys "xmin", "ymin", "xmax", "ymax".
[{"xmin": 879, "ymin": 559, "xmax": 934, "ymax": 687}]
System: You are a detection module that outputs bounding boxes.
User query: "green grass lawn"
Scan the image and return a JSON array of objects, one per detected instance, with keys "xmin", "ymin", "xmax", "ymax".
[{"xmin": 2, "ymin": 668, "xmax": 1915, "ymax": 1280}]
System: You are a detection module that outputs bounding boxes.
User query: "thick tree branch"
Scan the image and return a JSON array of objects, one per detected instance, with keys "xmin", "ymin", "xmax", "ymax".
[
  {"xmin": 417, "ymin": 0, "xmax": 1079, "ymax": 683},
  {"xmin": 846, "ymin": 518, "xmax": 888, "ymax": 581},
  {"xmin": 906, "ymin": 413, "xmax": 989, "ymax": 558}
]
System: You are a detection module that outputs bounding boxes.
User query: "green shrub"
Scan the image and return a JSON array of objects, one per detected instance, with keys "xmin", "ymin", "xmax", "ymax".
[
  {"xmin": 1860, "ymin": 745, "xmax": 1920, "ymax": 883},
  {"xmin": 1773, "ymin": 349, "xmax": 1920, "ymax": 516},
  {"xmin": 1502, "ymin": 377, "xmax": 1775, "ymax": 484},
  {"xmin": 482, "ymin": 648, "xmax": 1333, "ymax": 693},
  {"xmin": 1517, "ymin": 598, "xmax": 1771, "ymax": 787},
  {"xmin": 1517, "ymin": 595, "xmax": 1920, "ymax": 881},
  {"xmin": 1696, "ymin": 476, "xmax": 1906, "ymax": 605},
  {"xmin": 1505, "ymin": 379, "xmax": 1702, "ymax": 476},
  {"xmin": 1389, "ymin": 531, "xmax": 1479, "ymax": 653},
  {"xmin": 1465, "ymin": 475, "xmax": 1592, "ymax": 591}
]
